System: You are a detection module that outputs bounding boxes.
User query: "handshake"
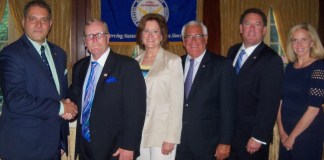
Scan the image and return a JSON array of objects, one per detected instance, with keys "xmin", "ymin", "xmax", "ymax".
[{"xmin": 61, "ymin": 99, "xmax": 78, "ymax": 120}]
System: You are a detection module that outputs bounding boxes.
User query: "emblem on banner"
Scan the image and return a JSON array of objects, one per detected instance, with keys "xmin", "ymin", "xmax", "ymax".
[{"xmin": 131, "ymin": 0, "xmax": 169, "ymax": 26}]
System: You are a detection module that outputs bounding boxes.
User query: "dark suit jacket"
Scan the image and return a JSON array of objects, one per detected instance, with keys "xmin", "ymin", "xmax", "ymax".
[
  {"xmin": 227, "ymin": 42, "xmax": 283, "ymax": 146},
  {"xmin": 69, "ymin": 50, "xmax": 146, "ymax": 160},
  {"xmin": 179, "ymin": 51, "xmax": 237, "ymax": 154},
  {"xmin": 0, "ymin": 35, "xmax": 69, "ymax": 159}
]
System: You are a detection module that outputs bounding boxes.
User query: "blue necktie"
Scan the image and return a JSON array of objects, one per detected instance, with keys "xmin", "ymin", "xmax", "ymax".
[
  {"xmin": 184, "ymin": 59, "xmax": 194, "ymax": 99},
  {"xmin": 40, "ymin": 45, "xmax": 52, "ymax": 75},
  {"xmin": 235, "ymin": 50, "xmax": 246, "ymax": 74},
  {"xmin": 82, "ymin": 61, "xmax": 99, "ymax": 142}
]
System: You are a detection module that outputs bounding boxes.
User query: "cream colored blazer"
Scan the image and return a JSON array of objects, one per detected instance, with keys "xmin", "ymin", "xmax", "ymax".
[{"xmin": 135, "ymin": 48, "xmax": 184, "ymax": 147}]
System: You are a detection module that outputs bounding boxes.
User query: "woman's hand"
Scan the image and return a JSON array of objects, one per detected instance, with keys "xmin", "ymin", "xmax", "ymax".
[
  {"xmin": 161, "ymin": 142, "xmax": 175, "ymax": 155},
  {"xmin": 283, "ymin": 135, "xmax": 296, "ymax": 151},
  {"xmin": 278, "ymin": 128, "xmax": 288, "ymax": 144}
]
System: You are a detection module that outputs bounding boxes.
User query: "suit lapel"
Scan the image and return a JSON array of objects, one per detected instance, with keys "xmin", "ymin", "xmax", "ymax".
[
  {"xmin": 228, "ymin": 44, "xmax": 241, "ymax": 62},
  {"xmin": 48, "ymin": 43, "xmax": 64, "ymax": 95},
  {"xmin": 80, "ymin": 58, "xmax": 90, "ymax": 87},
  {"xmin": 146, "ymin": 48, "xmax": 164, "ymax": 79},
  {"xmin": 187, "ymin": 52, "xmax": 210, "ymax": 99},
  {"xmin": 76, "ymin": 58, "xmax": 90, "ymax": 107},
  {"xmin": 22, "ymin": 35, "xmax": 59, "ymax": 97},
  {"xmin": 239, "ymin": 42, "xmax": 265, "ymax": 74},
  {"xmin": 95, "ymin": 50, "xmax": 116, "ymax": 91},
  {"xmin": 22, "ymin": 35, "xmax": 50, "ymax": 76},
  {"xmin": 135, "ymin": 48, "xmax": 165, "ymax": 81}
]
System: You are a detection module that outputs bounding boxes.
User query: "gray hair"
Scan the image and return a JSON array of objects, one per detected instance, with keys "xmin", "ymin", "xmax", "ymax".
[{"xmin": 181, "ymin": 21, "xmax": 208, "ymax": 40}]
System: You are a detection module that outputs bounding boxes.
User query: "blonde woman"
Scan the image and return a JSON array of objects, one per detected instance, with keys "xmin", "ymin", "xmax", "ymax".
[{"xmin": 277, "ymin": 23, "xmax": 324, "ymax": 160}]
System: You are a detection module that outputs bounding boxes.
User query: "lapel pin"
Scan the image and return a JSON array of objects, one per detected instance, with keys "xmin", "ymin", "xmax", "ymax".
[
  {"xmin": 103, "ymin": 73, "xmax": 108, "ymax": 77},
  {"xmin": 54, "ymin": 52, "xmax": 57, "ymax": 56},
  {"xmin": 253, "ymin": 56, "xmax": 257, "ymax": 59},
  {"xmin": 203, "ymin": 65, "xmax": 206, "ymax": 68}
]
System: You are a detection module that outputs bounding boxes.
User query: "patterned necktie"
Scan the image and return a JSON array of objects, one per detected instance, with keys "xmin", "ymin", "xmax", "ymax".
[
  {"xmin": 40, "ymin": 45, "xmax": 52, "ymax": 74},
  {"xmin": 184, "ymin": 59, "xmax": 194, "ymax": 99},
  {"xmin": 82, "ymin": 61, "xmax": 99, "ymax": 142},
  {"xmin": 234, "ymin": 50, "xmax": 246, "ymax": 74}
]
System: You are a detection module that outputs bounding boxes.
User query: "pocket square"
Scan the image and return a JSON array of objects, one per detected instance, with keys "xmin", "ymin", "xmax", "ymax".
[{"xmin": 106, "ymin": 76, "xmax": 117, "ymax": 84}]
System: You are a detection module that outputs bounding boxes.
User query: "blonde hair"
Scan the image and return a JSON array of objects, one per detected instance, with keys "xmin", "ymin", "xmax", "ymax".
[{"xmin": 286, "ymin": 23, "xmax": 324, "ymax": 62}]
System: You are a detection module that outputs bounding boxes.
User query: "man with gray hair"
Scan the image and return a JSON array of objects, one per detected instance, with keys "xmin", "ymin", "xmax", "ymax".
[{"xmin": 176, "ymin": 20, "xmax": 237, "ymax": 160}]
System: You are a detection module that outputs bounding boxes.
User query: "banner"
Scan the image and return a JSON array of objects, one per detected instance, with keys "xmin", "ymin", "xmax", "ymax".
[{"xmin": 101, "ymin": 0, "xmax": 196, "ymax": 42}]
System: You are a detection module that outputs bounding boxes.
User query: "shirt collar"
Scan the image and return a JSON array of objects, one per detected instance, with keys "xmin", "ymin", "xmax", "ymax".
[
  {"xmin": 186, "ymin": 49, "xmax": 206, "ymax": 63},
  {"xmin": 90, "ymin": 47, "xmax": 110, "ymax": 66},
  {"xmin": 26, "ymin": 34, "xmax": 48, "ymax": 52},
  {"xmin": 240, "ymin": 42, "xmax": 261, "ymax": 56}
]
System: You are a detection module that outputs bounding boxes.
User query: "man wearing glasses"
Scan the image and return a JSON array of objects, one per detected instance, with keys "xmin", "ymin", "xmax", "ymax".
[
  {"xmin": 175, "ymin": 21, "xmax": 237, "ymax": 160},
  {"xmin": 69, "ymin": 19, "xmax": 146, "ymax": 160}
]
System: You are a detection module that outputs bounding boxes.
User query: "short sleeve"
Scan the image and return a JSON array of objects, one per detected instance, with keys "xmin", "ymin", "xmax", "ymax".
[{"xmin": 308, "ymin": 61, "xmax": 324, "ymax": 108}]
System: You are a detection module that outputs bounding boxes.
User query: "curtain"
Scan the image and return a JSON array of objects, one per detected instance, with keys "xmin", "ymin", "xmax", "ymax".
[
  {"xmin": 272, "ymin": 0, "xmax": 319, "ymax": 55},
  {"xmin": 220, "ymin": 0, "xmax": 272, "ymax": 56},
  {"xmin": 0, "ymin": 0, "xmax": 6, "ymax": 23},
  {"xmin": 8, "ymin": 0, "xmax": 27, "ymax": 37},
  {"xmin": 91, "ymin": 0, "xmax": 100, "ymax": 20},
  {"xmin": 46, "ymin": 0, "xmax": 72, "ymax": 70}
]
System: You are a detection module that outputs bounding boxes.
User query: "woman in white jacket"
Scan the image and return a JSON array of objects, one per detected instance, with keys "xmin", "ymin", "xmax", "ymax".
[{"xmin": 135, "ymin": 13, "xmax": 184, "ymax": 160}]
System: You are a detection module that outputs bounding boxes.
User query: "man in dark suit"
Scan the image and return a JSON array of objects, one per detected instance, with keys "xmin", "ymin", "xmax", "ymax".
[
  {"xmin": 69, "ymin": 19, "xmax": 146, "ymax": 160},
  {"xmin": 175, "ymin": 21, "xmax": 237, "ymax": 160},
  {"xmin": 0, "ymin": 0, "xmax": 78, "ymax": 159},
  {"xmin": 227, "ymin": 8, "xmax": 284, "ymax": 160}
]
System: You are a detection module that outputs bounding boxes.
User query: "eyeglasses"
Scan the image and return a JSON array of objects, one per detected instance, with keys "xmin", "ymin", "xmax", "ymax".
[
  {"xmin": 183, "ymin": 34, "xmax": 206, "ymax": 40},
  {"xmin": 84, "ymin": 32, "xmax": 109, "ymax": 41},
  {"xmin": 26, "ymin": 16, "xmax": 51, "ymax": 25}
]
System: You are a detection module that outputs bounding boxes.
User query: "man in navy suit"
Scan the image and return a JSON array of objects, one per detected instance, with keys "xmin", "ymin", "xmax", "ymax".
[
  {"xmin": 0, "ymin": 0, "xmax": 78, "ymax": 159},
  {"xmin": 227, "ymin": 8, "xmax": 283, "ymax": 160},
  {"xmin": 69, "ymin": 19, "xmax": 146, "ymax": 160},
  {"xmin": 176, "ymin": 21, "xmax": 237, "ymax": 160}
]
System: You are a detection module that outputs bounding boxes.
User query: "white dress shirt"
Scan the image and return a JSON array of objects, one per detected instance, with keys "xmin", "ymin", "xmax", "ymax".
[
  {"xmin": 184, "ymin": 50, "xmax": 206, "ymax": 82},
  {"xmin": 232, "ymin": 42, "xmax": 261, "ymax": 67}
]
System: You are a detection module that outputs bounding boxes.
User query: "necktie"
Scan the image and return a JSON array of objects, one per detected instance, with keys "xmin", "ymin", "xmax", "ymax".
[
  {"xmin": 184, "ymin": 59, "xmax": 194, "ymax": 99},
  {"xmin": 82, "ymin": 61, "xmax": 99, "ymax": 142},
  {"xmin": 235, "ymin": 50, "xmax": 246, "ymax": 74},
  {"xmin": 40, "ymin": 45, "xmax": 52, "ymax": 74}
]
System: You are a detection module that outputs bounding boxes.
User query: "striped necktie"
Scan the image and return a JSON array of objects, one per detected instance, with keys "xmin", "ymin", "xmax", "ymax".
[
  {"xmin": 82, "ymin": 61, "xmax": 99, "ymax": 142},
  {"xmin": 235, "ymin": 50, "xmax": 246, "ymax": 74}
]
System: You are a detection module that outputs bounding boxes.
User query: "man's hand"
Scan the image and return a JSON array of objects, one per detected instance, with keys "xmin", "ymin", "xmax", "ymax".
[
  {"xmin": 214, "ymin": 144, "xmax": 230, "ymax": 160},
  {"xmin": 112, "ymin": 148, "xmax": 134, "ymax": 160},
  {"xmin": 161, "ymin": 142, "xmax": 175, "ymax": 155},
  {"xmin": 246, "ymin": 138, "xmax": 262, "ymax": 154},
  {"xmin": 61, "ymin": 98, "xmax": 78, "ymax": 120}
]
